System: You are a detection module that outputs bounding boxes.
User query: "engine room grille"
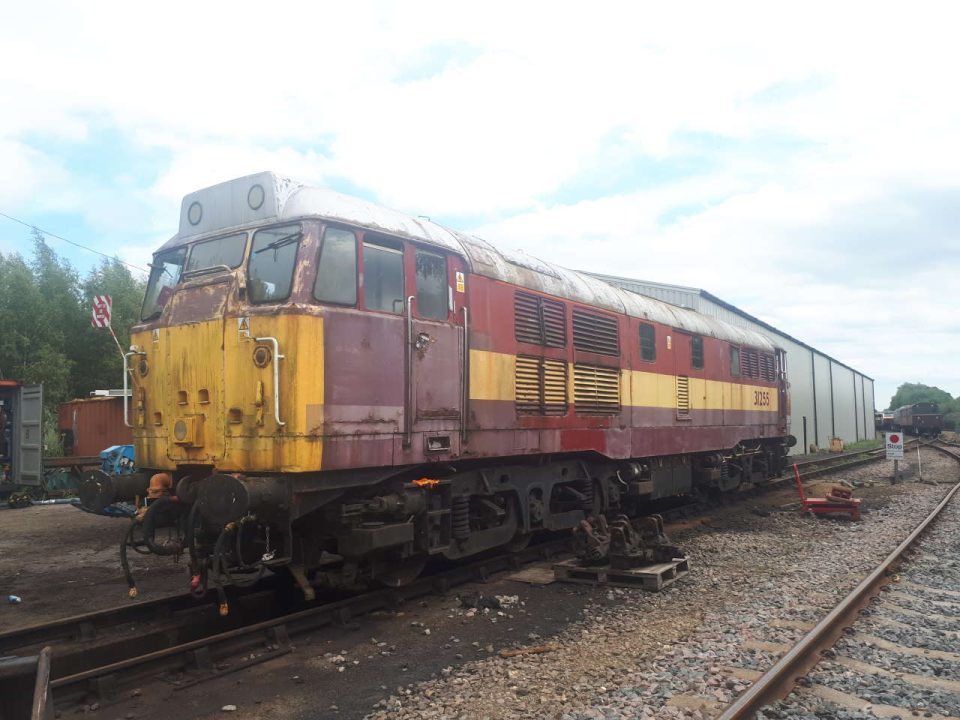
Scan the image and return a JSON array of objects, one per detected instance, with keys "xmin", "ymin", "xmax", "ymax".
[
  {"xmin": 676, "ymin": 375, "xmax": 691, "ymax": 419},
  {"xmin": 514, "ymin": 292, "xmax": 567, "ymax": 347},
  {"xmin": 743, "ymin": 349, "xmax": 760, "ymax": 379},
  {"xmin": 515, "ymin": 355, "xmax": 568, "ymax": 416},
  {"xmin": 573, "ymin": 363, "xmax": 621, "ymax": 415},
  {"xmin": 759, "ymin": 353, "xmax": 776, "ymax": 381},
  {"xmin": 741, "ymin": 349, "xmax": 776, "ymax": 381},
  {"xmin": 572, "ymin": 309, "xmax": 619, "ymax": 356}
]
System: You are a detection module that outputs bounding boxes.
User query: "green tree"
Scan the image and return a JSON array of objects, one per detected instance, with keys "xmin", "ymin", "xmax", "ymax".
[
  {"xmin": 74, "ymin": 258, "xmax": 147, "ymax": 395},
  {"xmin": 0, "ymin": 231, "xmax": 146, "ymax": 414}
]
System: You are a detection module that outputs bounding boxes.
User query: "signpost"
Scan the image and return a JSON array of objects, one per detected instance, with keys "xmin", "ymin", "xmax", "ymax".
[
  {"xmin": 90, "ymin": 295, "xmax": 124, "ymax": 357},
  {"xmin": 91, "ymin": 294, "xmax": 112, "ymax": 328},
  {"xmin": 885, "ymin": 431, "xmax": 904, "ymax": 483}
]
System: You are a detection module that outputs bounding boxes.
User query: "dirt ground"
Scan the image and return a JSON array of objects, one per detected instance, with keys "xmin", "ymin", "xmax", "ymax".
[
  {"xmin": 0, "ymin": 504, "xmax": 186, "ymax": 630},
  {"xmin": 0, "ymin": 450, "xmax": 952, "ymax": 720}
]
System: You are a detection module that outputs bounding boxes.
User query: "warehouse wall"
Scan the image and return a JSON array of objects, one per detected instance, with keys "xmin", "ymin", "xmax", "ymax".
[{"xmin": 831, "ymin": 363, "xmax": 857, "ymax": 443}]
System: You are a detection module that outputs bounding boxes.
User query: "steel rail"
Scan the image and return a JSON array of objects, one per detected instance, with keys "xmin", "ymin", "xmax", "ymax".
[
  {"xmin": 0, "ymin": 577, "xmax": 286, "ymax": 657},
  {"xmin": 45, "ymin": 537, "xmax": 571, "ymax": 705},
  {"xmin": 717, "ymin": 467, "xmax": 960, "ymax": 719}
]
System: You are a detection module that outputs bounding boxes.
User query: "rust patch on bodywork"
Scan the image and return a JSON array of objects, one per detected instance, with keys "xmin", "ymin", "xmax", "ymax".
[{"xmin": 166, "ymin": 278, "xmax": 232, "ymax": 325}]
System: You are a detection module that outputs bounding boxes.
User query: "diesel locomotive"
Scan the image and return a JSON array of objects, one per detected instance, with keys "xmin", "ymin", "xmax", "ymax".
[
  {"xmin": 892, "ymin": 402, "xmax": 943, "ymax": 437},
  {"xmin": 81, "ymin": 172, "xmax": 794, "ymax": 598}
]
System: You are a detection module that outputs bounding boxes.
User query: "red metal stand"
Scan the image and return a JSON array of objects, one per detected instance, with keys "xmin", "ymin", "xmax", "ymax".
[{"xmin": 793, "ymin": 463, "xmax": 861, "ymax": 521}]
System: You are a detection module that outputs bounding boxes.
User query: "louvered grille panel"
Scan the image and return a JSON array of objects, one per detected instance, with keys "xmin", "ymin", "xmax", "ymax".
[
  {"xmin": 541, "ymin": 300, "xmax": 567, "ymax": 348},
  {"xmin": 515, "ymin": 355, "xmax": 543, "ymax": 414},
  {"xmin": 515, "ymin": 355, "xmax": 568, "ymax": 415},
  {"xmin": 676, "ymin": 375, "xmax": 691, "ymax": 418},
  {"xmin": 514, "ymin": 293, "xmax": 543, "ymax": 345},
  {"xmin": 541, "ymin": 358, "xmax": 568, "ymax": 415},
  {"xmin": 573, "ymin": 363, "xmax": 621, "ymax": 415},
  {"xmin": 743, "ymin": 349, "xmax": 760, "ymax": 379},
  {"xmin": 514, "ymin": 292, "xmax": 567, "ymax": 347},
  {"xmin": 572, "ymin": 309, "xmax": 620, "ymax": 356},
  {"xmin": 760, "ymin": 353, "xmax": 776, "ymax": 381}
]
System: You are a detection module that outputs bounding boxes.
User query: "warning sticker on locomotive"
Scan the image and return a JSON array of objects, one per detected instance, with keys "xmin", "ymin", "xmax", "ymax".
[{"xmin": 455, "ymin": 271, "xmax": 465, "ymax": 293}]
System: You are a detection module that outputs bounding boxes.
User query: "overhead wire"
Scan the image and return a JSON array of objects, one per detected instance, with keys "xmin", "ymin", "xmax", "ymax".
[{"xmin": 0, "ymin": 210, "xmax": 151, "ymax": 276}]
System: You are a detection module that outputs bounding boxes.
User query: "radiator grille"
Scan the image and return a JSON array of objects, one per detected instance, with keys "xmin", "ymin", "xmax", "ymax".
[
  {"xmin": 514, "ymin": 292, "xmax": 566, "ymax": 347},
  {"xmin": 676, "ymin": 375, "xmax": 690, "ymax": 419},
  {"xmin": 572, "ymin": 309, "xmax": 619, "ymax": 356},
  {"xmin": 741, "ymin": 349, "xmax": 775, "ymax": 381},
  {"xmin": 573, "ymin": 363, "xmax": 621, "ymax": 415},
  {"xmin": 760, "ymin": 353, "xmax": 776, "ymax": 381},
  {"xmin": 515, "ymin": 355, "xmax": 568, "ymax": 415}
]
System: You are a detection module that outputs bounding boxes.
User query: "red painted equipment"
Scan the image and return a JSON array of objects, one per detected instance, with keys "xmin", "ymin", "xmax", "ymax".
[{"xmin": 792, "ymin": 463, "xmax": 861, "ymax": 521}]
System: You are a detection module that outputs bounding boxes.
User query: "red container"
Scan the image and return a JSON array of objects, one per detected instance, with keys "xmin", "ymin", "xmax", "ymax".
[{"xmin": 58, "ymin": 396, "xmax": 133, "ymax": 457}]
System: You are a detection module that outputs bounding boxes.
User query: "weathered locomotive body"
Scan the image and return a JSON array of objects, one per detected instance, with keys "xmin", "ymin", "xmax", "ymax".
[{"xmin": 83, "ymin": 172, "xmax": 793, "ymax": 592}]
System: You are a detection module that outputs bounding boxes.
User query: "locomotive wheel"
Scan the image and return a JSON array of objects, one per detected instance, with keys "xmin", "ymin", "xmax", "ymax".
[
  {"xmin": 506, "ymin": 532, "xmax": 532, "ymax": 552},
  {"xmin": 376, "ymin": 554, "xmax": 428, "ymax": 587}
]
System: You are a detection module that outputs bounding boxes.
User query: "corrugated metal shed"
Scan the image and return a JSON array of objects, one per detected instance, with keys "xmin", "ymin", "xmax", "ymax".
[
  {"xmin": 588, "ymin": 272, "xmax": 876, "ymax": 454},
  {"xmin": 58, "ymin": 396, "xmax": 133, "ymax": 457}
]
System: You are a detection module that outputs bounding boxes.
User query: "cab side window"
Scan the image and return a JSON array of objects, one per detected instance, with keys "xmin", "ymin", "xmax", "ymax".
[
  {"xmin": 730, "ymin": 346, "xmax": 740, "ymax": 377},
  {"xmin": 639, "ymin": 323, "xmax": 656, "ymax": 362},
  {"xmin": 415, "ymin": 250, "xmax": 448, "ymax": 320},
  {"xmin": 691, "ymin": 335, "xmax": 704, "ymax": 369},
  {"xmin": 363, "ymin": 237, "xmax": 405, "ymax": 313},
  {"xmin": 314, "ymin": 227, "xmax": 357, "ymax": 305}
]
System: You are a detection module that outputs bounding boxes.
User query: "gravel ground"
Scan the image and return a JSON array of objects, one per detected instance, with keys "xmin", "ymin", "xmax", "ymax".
[
  {"xmin": 365, "ymin": 448, "xmax": 959, "ymax": 720},
  {"xmin": 761, "ymin": 450, "xmax": 960, "ymax": 719}
]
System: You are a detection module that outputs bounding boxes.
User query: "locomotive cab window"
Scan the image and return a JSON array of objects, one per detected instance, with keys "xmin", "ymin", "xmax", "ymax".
[
  {"xmin": 142, "ymin": 246, "xmax": 186, "ymax": 320},
  {"xmin": 363, "ymin": 236, "xmax": 405, "ymax": 313},
  {"xmin": 314, "ymin": 227, "xmax": 357, "ymax": 306},
  {"xmin": 415, "ymin": 250, "xmax": 448, "ymax": 320},
  {"xmin": 691, "ymin": 335, "xmax": 704, "ymax": 369},
  {"xmin": 248, "ymin": 224, "xmax": 301, "ymax": 303},
  {"xmin": 639, "ymin": 323, "xmax": 656, "ymax": 362},
  {"xmin": 730, "ymin": 346, "xmax": 740, "ymax": 377},
  {"xmin": 185, "ymin": 232, "xmax": 247, "ymax": 275}
]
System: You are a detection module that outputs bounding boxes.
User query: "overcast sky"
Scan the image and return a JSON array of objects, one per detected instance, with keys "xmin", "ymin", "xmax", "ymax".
[{"xmin": 2, "ymin": 1, "xmax": 958, "ymax": 409}]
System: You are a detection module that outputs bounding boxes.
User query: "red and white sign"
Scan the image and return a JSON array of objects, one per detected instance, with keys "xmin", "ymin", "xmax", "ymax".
[
  {"xmin": 91, "ymin": 295, "xmax": 112, "ymax": 328},
  {"xmin": 885, "ymin": 432, "xmax": 904, "ymax": 459}
]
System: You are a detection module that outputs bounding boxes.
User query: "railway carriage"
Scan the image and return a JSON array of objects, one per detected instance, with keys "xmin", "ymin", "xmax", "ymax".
[{"xmin": 81, "ymin": 172, "xmax": 794, "ymax": 594}]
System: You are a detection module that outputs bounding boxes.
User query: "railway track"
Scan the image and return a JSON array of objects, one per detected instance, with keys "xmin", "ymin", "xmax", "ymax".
[
  {"xmin": 2, "ymin": 535, "xmax": 573, "ymax": 715},
  {"xmin": 718, "ymin": 441, "xmax": 960, "ymax": 719}
]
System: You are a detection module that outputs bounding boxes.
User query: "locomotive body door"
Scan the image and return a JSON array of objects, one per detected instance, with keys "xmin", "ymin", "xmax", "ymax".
[
  {"xmin": 406, "ymin": 249, "xmax": 465, "ymax": 457},
  {"xmin": 672, "ymin": 331, "xmax": 692, "ymax": 422}
]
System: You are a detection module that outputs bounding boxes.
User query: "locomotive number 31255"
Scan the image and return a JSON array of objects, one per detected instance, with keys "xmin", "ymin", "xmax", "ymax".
[{"xmin": 754, "ymin": 390, "xmax": 771, "ymax": 407}]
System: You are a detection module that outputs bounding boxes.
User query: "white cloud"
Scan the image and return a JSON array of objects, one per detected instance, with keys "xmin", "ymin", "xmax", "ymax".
[{"xmin": 2, "ymin": 0, "xmax": 960, "ymax": 404}]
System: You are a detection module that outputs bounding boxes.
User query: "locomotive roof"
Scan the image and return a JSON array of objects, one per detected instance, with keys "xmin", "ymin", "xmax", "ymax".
[{"xmin": 164, "ymin": 172, "xmax": 779, "ymax": 353}]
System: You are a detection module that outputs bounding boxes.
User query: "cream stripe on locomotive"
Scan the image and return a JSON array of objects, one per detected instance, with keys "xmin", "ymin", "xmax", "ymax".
[{"xmin": 468, "ymin": 349, "xmax": 779, "ymax": 412}]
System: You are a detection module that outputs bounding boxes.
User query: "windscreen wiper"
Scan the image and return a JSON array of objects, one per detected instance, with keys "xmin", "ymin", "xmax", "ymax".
[
  {"xmin": 254, "ymin": 231, "xmax": 302, "ymax": 254},
  {"xmin": 148, "ymin": 262, "xmax": 178, "ymax": 279},
  {"xmin": 182, "ymin": 264, "xmax": 233, "ymax": 279}
]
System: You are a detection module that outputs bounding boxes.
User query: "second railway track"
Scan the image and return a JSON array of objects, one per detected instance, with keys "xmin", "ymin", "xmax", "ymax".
[{"xmin": 719, "ymin": 440, "xmax": 960, "ymax": 719}]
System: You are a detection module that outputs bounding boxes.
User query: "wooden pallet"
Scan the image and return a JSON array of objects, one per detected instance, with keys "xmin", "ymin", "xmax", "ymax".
[{"xmin": 553, "ymin": 557, "xmax": 690, "ymax": 591}]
